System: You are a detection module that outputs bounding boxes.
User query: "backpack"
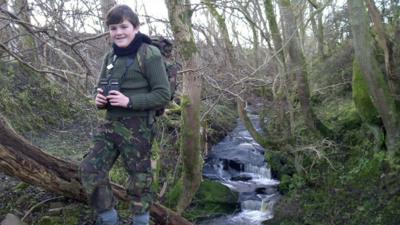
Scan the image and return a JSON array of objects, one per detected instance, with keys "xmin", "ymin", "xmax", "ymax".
[{"xmin": 137, "ymin": 36, "xmax": 182, "ymax": 116}]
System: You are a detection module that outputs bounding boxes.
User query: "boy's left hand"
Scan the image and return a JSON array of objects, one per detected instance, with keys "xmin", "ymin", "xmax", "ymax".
[{"xmin": 107, "ymin": 90, "xmax": 130, "ymax": 108}]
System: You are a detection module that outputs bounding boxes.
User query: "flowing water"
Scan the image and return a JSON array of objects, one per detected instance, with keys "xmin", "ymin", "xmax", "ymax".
[{"xmin": 200, "ymin": 113, "xmax": 280, "ymax": 225}]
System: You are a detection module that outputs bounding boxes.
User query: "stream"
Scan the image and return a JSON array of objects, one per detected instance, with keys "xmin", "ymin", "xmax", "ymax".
[{"xmin": 200, "ymin": 113, "xmax": 280, "ymax": 225}]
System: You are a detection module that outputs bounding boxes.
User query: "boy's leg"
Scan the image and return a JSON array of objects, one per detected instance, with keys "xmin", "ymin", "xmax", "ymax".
[
  {"xmin": 79, "ymin": 121, "xmax": 121, "ymax": 222},
  {"xmin": 119, "ymin": 117, "xmax": 154, "ymax": 224}
]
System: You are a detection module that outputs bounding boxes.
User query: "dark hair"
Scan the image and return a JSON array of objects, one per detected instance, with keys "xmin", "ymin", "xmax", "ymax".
[{"xmin": 106, "ymin": 4, "xmax": 139, "ymax": 27}]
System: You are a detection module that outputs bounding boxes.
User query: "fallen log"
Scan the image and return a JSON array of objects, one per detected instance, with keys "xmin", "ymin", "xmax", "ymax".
[{"xmin": 0, "ymin": 115, "xmax": 193, "ymax": 225}]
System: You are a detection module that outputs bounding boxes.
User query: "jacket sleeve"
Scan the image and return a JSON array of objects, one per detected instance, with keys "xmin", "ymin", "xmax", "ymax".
[{"xmin": 129, "ymin": 46, "xmax": 171, "ymax": 110}]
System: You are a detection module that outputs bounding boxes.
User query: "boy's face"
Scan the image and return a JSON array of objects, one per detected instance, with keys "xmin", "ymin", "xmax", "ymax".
[{"xmin": 109, "ymin": 19, "xmax": 139, "ymax": 48}]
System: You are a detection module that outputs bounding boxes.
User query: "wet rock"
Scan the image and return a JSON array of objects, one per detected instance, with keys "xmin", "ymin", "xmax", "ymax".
[
  {"xmin": 255, "ymin": 187, "xmax": 278, "ymax": 195},
  {"xmin": 224, "ymin": 159, "xmax": 244, "ymax": 172},
  {"xmin": 231, "ymin": 175, "xmax": 252, "ymax": 181}
]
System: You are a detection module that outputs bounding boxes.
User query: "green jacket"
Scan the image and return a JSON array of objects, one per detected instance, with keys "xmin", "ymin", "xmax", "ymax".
[{"xmin": 98, "ymin": 45, "xmax": 170, "ymax": 120}]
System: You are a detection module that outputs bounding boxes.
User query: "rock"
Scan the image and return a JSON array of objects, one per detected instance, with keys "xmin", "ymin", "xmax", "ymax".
[
  {"xmin": 184, "ymin": 180, "xmax": 240, "ymax": 221},
  {"xmin": 230, "ymin": 175, "xmax": 252, "ymax": 181},
  {"xmin": 195, "ymin": 180, "xmax": 239, "ymax": 205},
  {"xmin": 255, "ymin": 187, "xmax": 278, "ymax": 195},
  {"xmin": 0, "ymin": 214, "xmax": 24, "ymax": 225}
]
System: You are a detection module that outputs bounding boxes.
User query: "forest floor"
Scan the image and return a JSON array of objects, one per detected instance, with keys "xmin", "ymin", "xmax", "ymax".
[{"xmin": 0, "ymin": 119, "xmax": 146, "ymax": 225}]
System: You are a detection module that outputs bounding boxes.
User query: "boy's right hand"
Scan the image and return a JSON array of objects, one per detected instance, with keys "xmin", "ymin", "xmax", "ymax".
[{"xmin": 95, "ymin": 88, "xmax": 108, "ymax": 108}]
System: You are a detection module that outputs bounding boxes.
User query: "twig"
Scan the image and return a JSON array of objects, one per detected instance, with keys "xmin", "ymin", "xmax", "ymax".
[{"xmin": 21, "ymin": 196, "xmax": 65, "ymax": 222}]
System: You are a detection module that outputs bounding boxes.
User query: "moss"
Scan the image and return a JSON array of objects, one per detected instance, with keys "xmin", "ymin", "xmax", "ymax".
[
  {"xmin": 183, "ymin": 180, "xmax": 239, "ymax": 221},
  {"xmin": 352, "ymin": 59, "xmax": 380, "ymax": 124},
  {"xmin": 316, "ymin": 97, "xmax": 362, "ymax": 133},
  {"xmin": 38, "ymin": 216, "xmax": 62, "ymax": 225},
  {"xmin": 165, "ymin": 180, "xmax": 239, "ymax": 221}
]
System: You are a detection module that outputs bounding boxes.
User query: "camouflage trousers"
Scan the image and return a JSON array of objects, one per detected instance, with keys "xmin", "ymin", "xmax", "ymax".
[{"xmin": 79, "ymin": 116, "xmax": 154, "ymax": 215}]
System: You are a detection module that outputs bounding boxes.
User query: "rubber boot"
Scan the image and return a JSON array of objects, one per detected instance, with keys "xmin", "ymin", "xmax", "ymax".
[
  {"xmin": 132, "ymin": 211, "xmax": 150, "ymax": 225},
  {"xmin": 96, "ymin": 208, "xmax": 118, "ymax": 225}
]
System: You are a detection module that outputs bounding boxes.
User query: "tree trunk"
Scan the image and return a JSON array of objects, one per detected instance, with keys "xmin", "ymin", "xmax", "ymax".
[
  {"xmin": 349, "ymin": 0, "xmax": 400, "ymax": 152},
  {"xmin": 165, "ymin": 0, "xmax": 203, "ymax": 214},
  {"xmin": 309, "ymin": 1, "xmax": 325, "ymax": 58},
  {"xmin": 278, "ymin": 0, "xmax": 329, "ymax": 136},
  {"xmin": 101, "ymin": 0, "xmax": 116, "ymax": 32},
  {"xmin": 366, "ymin": 0, "xmax": 392, "ymax": 76},
  {"xmin": 0, "ymin": 115, "xmax": 193, "ymax": 225},
  {"xmin": 264, "ymin": 0, "xmax": 293, "ymax": 139},
  {"xmin": 0, "ymin": 0, "xmax": 9, "ymax": 55},
  {"xmin": 203, "ymin": 0, "xmax": 235, "ymax": 67},
  {"xmin": 13, "ymin": 0, "xmax": 36, "ymax": 62},
  {"xmin": 366, "ymin": 0, "xmax": 400, "ymax": 103}
]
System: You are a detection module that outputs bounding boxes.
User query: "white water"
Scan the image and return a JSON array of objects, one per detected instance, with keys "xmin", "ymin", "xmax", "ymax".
[{"xmin": 201, "ymin": 114, "xmax": 280, "ymax": 225}]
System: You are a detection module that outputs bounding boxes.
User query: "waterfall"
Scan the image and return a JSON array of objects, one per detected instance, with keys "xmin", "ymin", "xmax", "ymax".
[{"xmin": 200, "ymin": 115, "xmax": 280, "ymax": 225}]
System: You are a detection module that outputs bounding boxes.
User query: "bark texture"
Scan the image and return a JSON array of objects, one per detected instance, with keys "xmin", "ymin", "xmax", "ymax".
[
  {"xmin": 166, "ymin": 0, "xmax": 203, "ymax": 214},
  {"xmin": 349, "ymin": 0, "xmax": 400, "ymax": 152},
  {"xmin": 0, "ymin": 115, "xmax": 193, "ymax": 225},
  {"xmin": 264, "ymin": 0, "xmax": 293, "ymax": 139}
]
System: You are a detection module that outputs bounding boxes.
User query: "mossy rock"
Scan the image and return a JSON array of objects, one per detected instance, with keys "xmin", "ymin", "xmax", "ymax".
[
  {"xmin": 183, "ymin": 180, "xmax": 239, "ymax": 221},
  {"xmin": 193, "ymin": 180, "xmax": 238, "ymax": 205}
]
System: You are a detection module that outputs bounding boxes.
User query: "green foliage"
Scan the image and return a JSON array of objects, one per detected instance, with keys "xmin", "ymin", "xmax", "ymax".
[
  {"xmin": 109, "ymin": 159, "xmax": 129, "ymax": 185},
  {"xmin": 316, "ymin": 98, "xmax": 362, "ymax": 132},
  {"xmin": 0, "ymin": 62, "xmax": 94, "ymax": 134},
  {"xmin": 165, "ymin": 179, "xmax": 183, "ymax": 209},
  {"xmin": 265, "ymin": 150, "xmax": 296, "ymax": 181}
]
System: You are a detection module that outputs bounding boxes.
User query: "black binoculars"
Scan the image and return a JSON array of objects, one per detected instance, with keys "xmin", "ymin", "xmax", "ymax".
[{"xmin": 99, "ymin": 78, "xmax": 120, "ymax": 96}]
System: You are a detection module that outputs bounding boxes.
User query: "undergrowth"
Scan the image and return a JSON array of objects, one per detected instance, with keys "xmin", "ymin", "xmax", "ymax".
[{"xmin": 264, "ymin": 43, "xmax": 400, "ymax": 225}]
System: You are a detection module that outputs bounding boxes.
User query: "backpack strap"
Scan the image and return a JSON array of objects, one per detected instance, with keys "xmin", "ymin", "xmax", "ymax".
[{"xmin": 136, "ymin": 43, "xmax": 149, "ymax": 76}]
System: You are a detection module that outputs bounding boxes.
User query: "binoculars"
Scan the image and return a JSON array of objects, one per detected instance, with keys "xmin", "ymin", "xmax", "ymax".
[{"xmin": 99, "ymin": 78, "xmax": 120, "ymax": 96}]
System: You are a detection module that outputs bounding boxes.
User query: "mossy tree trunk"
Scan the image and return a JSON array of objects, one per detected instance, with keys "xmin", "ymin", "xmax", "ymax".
[
  {"xmin": 278, "ymin": 0, "xmax": 330, "ymax": 136},
  {"xmin": 0, "ymin": 115, "xmax": 193, "ymax": 225},
  {"xmin": 264, "ymin": 0, "xmax": 293, "ymax": 140},
  {"xmin": 349, "ymin": 0, "xmax": 400, "ymax": 152},
  {"xmin": 365, "ymin": 0, "xmax": 400, "ymax": 105},
  {"xmin": 352, "ymin": 59, "xmax": 384, "ymax": 150},
  {"xmin": 165, "ymin": 0, "xmax": 203, "ymax": 214}
]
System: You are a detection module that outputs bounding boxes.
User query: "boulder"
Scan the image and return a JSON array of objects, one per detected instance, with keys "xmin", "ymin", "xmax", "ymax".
[{"xmin": 1, "ymin": 214, "xmax": 24, "ymax": 225}]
